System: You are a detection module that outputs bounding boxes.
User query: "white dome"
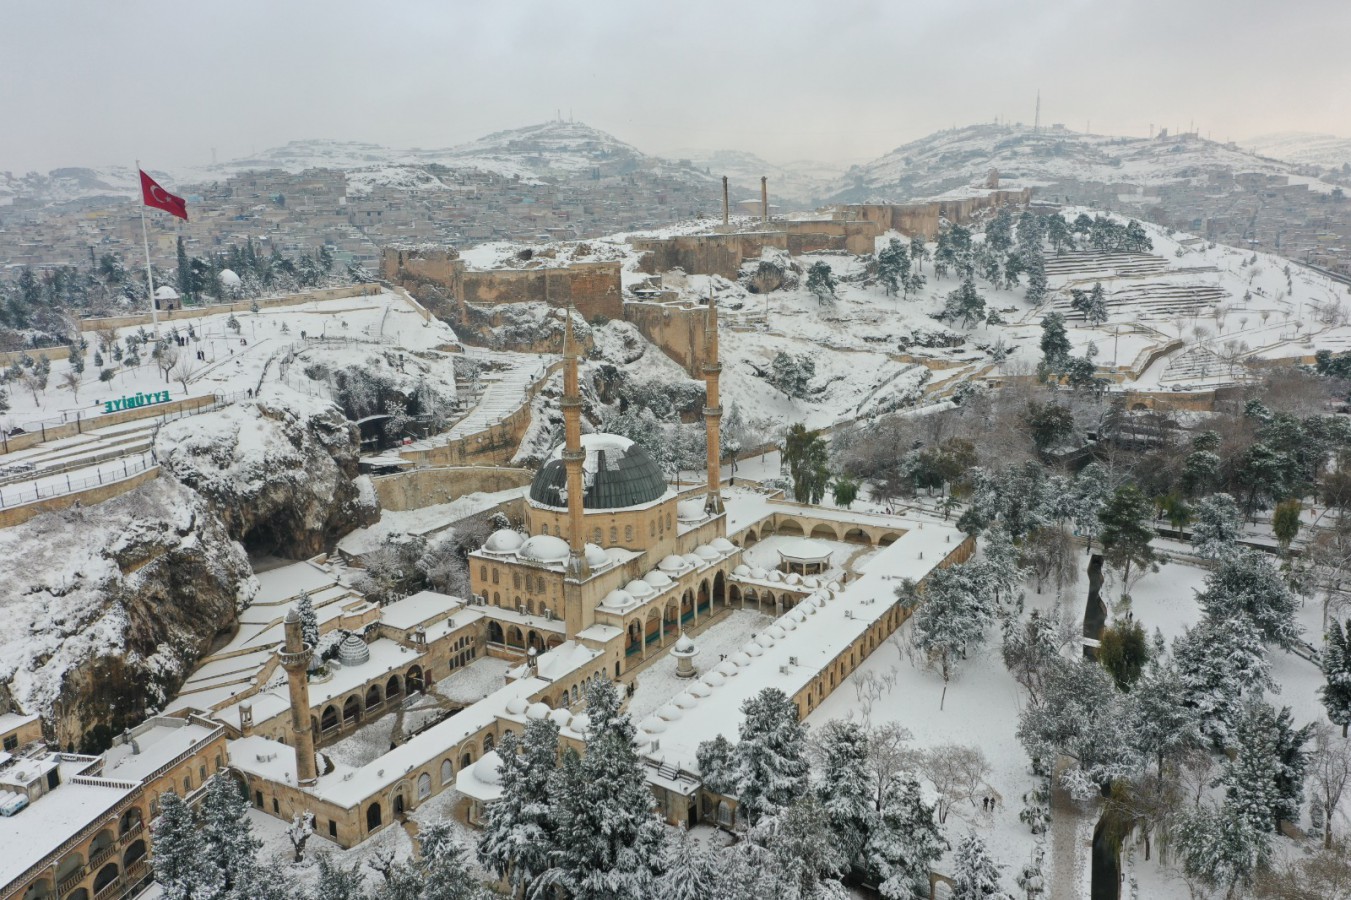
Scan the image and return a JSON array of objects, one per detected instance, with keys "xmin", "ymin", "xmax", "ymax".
[
  {"xmin": 484, "ymin": 529, "xmax": 525, "ymax": 553},
  {"xmin": 785, "ymin": 573, "xmax": 803, "ymax": 586},
  {"xmin": 749, "ymin": 567, "xmax": 767, "ymax": 579},
  {"xmin": 702, "ymin": 672, "xmax": 727, "ymax": 687},
  {"xmin": 782, "ymin": 618, "xmax": 798, "ymax": 631},
  {"xmin": 154, "ymin": 285, "xmax": 179, "ymax": 300},
  {"xmin": 473, "ymin": 751, "xmax": 503, "ymax": 786},
  {"xmin": 526, "ymin": 702, "xmax": 551, "ymax": 720},
  {"xmin": 766, "ymin": 570, "xmax": 783, "ymax": 583},
  {"xmin": 674, "ymin": 633, "xmax": 695, "ymax": 653},
  {"xmin": 625, "ymin": 579, "xmax": 656, "ymax": 598},
  {"xmin": 505, "ymin": 697, "xmax": 529, "ymax": 715},
  {"xmin": 767, "ymin": 625, "xmax": 786, "ymax": 639},
  {"xmin": 733, "ymin": 564, "xmax": 751, "ymax": 577},
  {"xmin": 803, "ymin": 576, "xmax": 820, "ymax": 589},
  {"xmin": 519, "ymin": 534, "xmax": 570, "ymax": 563},
  {"xmin": 695, "ymin": 544, "xmax": 720, "ymax": 561},
  {"xmin": 601, "ymin": 589, "xmax": 635, "ymax": 610},
  {"xmin": 711, "ymin": 537, "xmax": 736, "ymax": 553},
  {"xmin": 218, "ymin": 269, "xmax": 242, "ymax": 287},
  {"xmin": 584, "ymin": 542, "xmax": 609, "ymax": 568},
  {"xmin": 755, "ymin": 633, "xmax": 776, "ymax": 648},
  {"xmin": 548, "ymin": 708, "xmax": 572, "ymax": 727},
  {"xmin": 743, "ymin": 643, "xmax": 764, "ymax": 657},
  {"xmin": 731, "ymin": 652, "xmax": 752, "ymax": 667},
  {"xmin": 674, "ymin": 693, "xmax": 699, "ymax": 710},
  {"xmin": 828, "ymin": 581, "xmax": 841, "ymax": 591},
  {"xmin": 689, "ymin": 682, "xmax": 712, "ymax": 697},
  {"xmin": 658, "ymin": 555, "xmax": 688, "ymax": 573},
  {"xmin": 639, "ymin": 717, "xmax": 667, "ymax": 734},
  {"xmin": 656, "ymin": 704, "xmax": 683, "ymax": 721},
  {"xmin": 682, "ymin": 553, "xmax": 703, "ymax": 568},
  {"xmin": 676, "ymin": 499, "xmax": 706, "ymax": 522},
  {"xmin": 643, "ymin": 571, "xmax": 674, "ymax": 589},
  {"xmin": 570, "ymin": 713, "xmax": 591, "ymax": 735},
  {"xmin": 716, "ymin": 660, "xmax": 739, "ymax": 677}
]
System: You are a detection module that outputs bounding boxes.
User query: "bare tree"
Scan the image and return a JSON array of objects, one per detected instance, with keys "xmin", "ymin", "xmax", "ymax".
[
  {"xmin": 59, "ymin": 370, "xmax": 81, "ymax": 401},
  {"xmin": 918, "ymin": 744, "xmax": 991, "ymax": 824},
  {"xmin": 170, "ymin": 354, "xmax": 198, "ymax": 395},
  {"xmin": 863, "ymin": 722, "xmax": 918, "ymax": 811},
  {"xmin": 1310, "ymin": 724, "xmax": 1351, "ymax": 851},
  {"xmin": 154, "ymin": 341, "xmax": 179, "ymax": 384}
]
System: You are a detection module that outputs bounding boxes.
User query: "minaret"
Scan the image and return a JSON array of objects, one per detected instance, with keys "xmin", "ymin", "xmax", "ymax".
[
  {"xmin": 279, "ymin": 608, "xmax": 318, "ymax": 786},
  {"xmin": 703, "ymin": 296, "xmax": 724, "ymax": 515},
  {"xmin": 561, "ymin": 306, "xmax": 591, "ymax": 579}
]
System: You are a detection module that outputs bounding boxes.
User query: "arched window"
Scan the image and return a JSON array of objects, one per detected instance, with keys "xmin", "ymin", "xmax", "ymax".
[
  {"xmin": 625, "ymin": 525, "xmax": 633, "ymax": 542},
  {"xmin": 609, "ymin": 526, "xmax": 618, "ymax": 544},
  {"xmin": 479, "ymin": 565, "xmax": 487, "ymax": 582},
  {"xmin": 650, "ymin": 520, "xmax": 656, "ymax": 537},
  {"xmin": 417, "ymin": 773, "xmax": 431, "ymax": 800},
  {"xmin": 667, "ymin": 513, "xmax": 673, "ymax": 529},
  {"xmin": 441, "ymin": 759, "xmax": 453, "ymax": 785},
  {"xmin": 493, "ymin": 592, "xmax": 500, "ymax": 606},
  {"xmin": 513, "ymin": 572, "xmax": 521, "ymax": 590},
  {"xmin": 367, "ymin": 803, "xmax": 382, "ymax": 830},
  {"xmin": 593, "ymin": 528, "xmax": 603, "ymax": 544},
  {"xmin": 483, "ymin": 733, "xmax": 495, "ymax": 753},
  {"xmin": 492, "ymin": 569, "xmax": 499, "ymax": 585}
]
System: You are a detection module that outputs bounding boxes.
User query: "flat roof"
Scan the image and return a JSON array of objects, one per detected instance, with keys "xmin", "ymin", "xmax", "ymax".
[
  {"xmin": 102, "ymin": 719, "xmax": 219, "ymax": 783},
  {"xmin": 378, "ymin": 590, "xmax": 463, "ymax": 631}
]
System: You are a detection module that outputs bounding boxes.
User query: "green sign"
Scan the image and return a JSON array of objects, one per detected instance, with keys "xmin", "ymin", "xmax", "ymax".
[{"xmin": 104, "ymin": 390, "xmax": 171, "ymax": 414}]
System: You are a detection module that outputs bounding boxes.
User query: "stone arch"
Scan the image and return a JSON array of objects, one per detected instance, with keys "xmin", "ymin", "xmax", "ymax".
[
  {"xmin": 743, "ymin": 528, "xmax": 759, "ymax": 547},
  {"xmin": 367, "ymin": 801, "xmax": 382, "ymax": 830},
  {"xmin": 743, "ymin": 587, "xmax": 759, "ymax": 609},
  {"xmin": 90, "ymin": 827, "xmax": 115, "ymax": 857},
  {"xmin": 343, "ymin": 695, "xmax": 361, "ymax": 726},
  {"xmin": 626, "ymin": 619, "xmax": 642, "ymax": 656},
  {"xmin": 20, "ymin": 877, "xmax": 52, "ymax": 900},
  {"xmin": 123, "ymin": 839, "xmax": 147, "ymax": 867},
  {"xmin": 506, "ymin": 626, "xmax": 524, "ymax": 649},
  {"xmin": 810, "ymin": 523, "xmax": 838, "ymax": 541},
  {"xmin": 714, "ymin": 570, "xmax": 727, "ymax": 605},
  {"xmin": 878, "ymin": 531, "xmax": 902, "ymax": 547},
  {"xmin": 366, "ymin": 683, "xmax": 383, "ymax": 711},
  {"xmin": 729, "ymin": 584, "xmax": 742, "ymax": 606},
  {"xmin": 64, "ymin": 891, "xmax": 87, "ymax": 900},
  {"xmin": 527, "ymin": 631, "xmax": 544, "ymax": 653},
  {"xmin": 460, "ymin": 747, "xmax": 474, "ymax": 770},
  {"xmin": 93, "ymin": 863, "xmax": 119, "ymax": 894},
  {"xmin": 546, "ymin": 634, "xmax": 563, "ymax": 649},
  {"xmin": 487, "ymin": 621, "xmax": 504, "ymax": 644},
  {"xmin": 843, "ymin": 527, "xmax": 871, "ymax": 545},
  {"xmin": 321, "ymin": 705, "xmax": 339, "ymax": 732},
  {"xmin": 55, "ymin": 852, "xmax": 84, "ymax": 891},
  {"xmin": 390, "ymin": 784, "xmax": 408, "ymax": 817},
  {"xmin": 440, "ymin": 758, "xmax": 453, "ymax": 786},
  {"xmin": 407, "ymin": 665, "xmax": 424, "ymax": 694},
  {"xmin": 644, "ymin": 608, "xmax": 661, "ymax": 646},
  {"xmin": 118, "ymin": 807, "xmax": 142, "ymax": 836},
  {"xmin": 777, "ymin": 519, "xmax": 804, "ymax": 537}
]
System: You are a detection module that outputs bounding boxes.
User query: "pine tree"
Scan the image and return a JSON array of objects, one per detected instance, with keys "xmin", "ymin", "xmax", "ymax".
[
  {"xmin": 419, "ymin": 821, "xmax": 487, "ymax": 900},
  {"xmin": 1320, "ymin": 619, "xmax": 1351, "ymax": 737},
  {"xmin": 1024, "ymin": 247, "xmax": 1048, "ymax": 304},
  {"xmin": 1174, "ymin": 615, "xmax": 1273, "ymax": 747},
  {"xmin": 153, "ymin": 791, "xmax": 225, "ymax": 900},
  {"xmin": 1126, "ymin": 654, "xmax": 1203, "ymax": 776},
  {"xmin": 914, "ymin": 560, "xmax": 995, "ymax": 709},
  {"xmin": 1098, "ymin": 485, "xmax": 1158, "ymax": 599},
  {"xmin": 909, "ymin": 234, "xmax": 928, "ymax": 272},
  {"xmin": 696, "ymin": 733, "xmax": 736, "ymax": 795},
  {"xmin": 866, "ymin": 777, "xmax": 946, "ymax": 900},
  {"xmin": 940, "ymin": 276, "xmax": 986, "ymax": 328},
  {"xmin": 806, "ymin": 261, "xmax": 838, "ymax": 305},
  {"xmin": 950, "ymin": 832, "xmax": 1011, "ymax": 899},
  {"xmin": 756, "ymin": 794, "xmax": 848, "ymax": 899},
  {"xmin": 1197, "ymin": 549, "xmax": 1302, "ymax": 649},
  {"xmin": 541, "ymin": 679, "xmax": 664, "ymax": 900},
  {"xmin": 733, "ymin": 687, "xmax": 810, "ymax": 825},
  {"xmin": 1084, "ymin": 282, "xmax": 1108, "ymax": 325},
  {"xmin": 478, "ymin": 717, "xmax": 559, "ymax": 895},
  {"xmin": 199, "ymin": 775, "xmax": 263, "ymax": 892},
  {"xmin": 657, "ymin": 825, "xmax": 719, "ymax": 900},
  {"xmin": 311, "ymin": 853, "xmax": 368, "ymax": 900},
  {"xmin": 815, "ymin": 720, "xmax": 873, "ymax": 865},
  {"xmin": 295, "ymin": 591, "xmax": 319, "ymax": 649},
  {"xmin": 876, "ymin": 239, "xmax": 908, "ymax": 297},
  {"xmin": 1173, "ymin": 803, "xmax": 1269, "ymax": 898},
  {"xmin": 1038, "ymin": 312, "xmax": 1070, "ymax": 374},
  {"xmin": 1191, "ymin": 493, "xmax": 1242, "ymax": 559}
]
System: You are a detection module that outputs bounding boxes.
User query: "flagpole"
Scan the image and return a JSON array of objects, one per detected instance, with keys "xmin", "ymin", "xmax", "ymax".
[{"xmin": 137, "ymin": 159, "xmax": 160, "ymax": 340}]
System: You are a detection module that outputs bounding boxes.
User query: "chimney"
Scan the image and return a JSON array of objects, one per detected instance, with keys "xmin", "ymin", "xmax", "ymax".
[
  {"xmin": 760, "ymin": 176, "xmax": 768, "ymax": 222},
  {"xmin": 722, "ymin": 176, "xmax": 729, "ymax": 225}
]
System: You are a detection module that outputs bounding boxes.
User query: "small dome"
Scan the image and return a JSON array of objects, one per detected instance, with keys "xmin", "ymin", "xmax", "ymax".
[
  {"xmin": 702, "ymin": 672, "xmax": 727, "ymax": 687},
  {"xmin": 570, "ymin": 713, "xmax": 591, "ymax": 735},
  {"xmin": 749, "ymin": 567, "xmax": 767, "ymax": 579},
  {"xmin": 767, "ymin": 626, "xmax": 786, "ymax": 639},
  {"xmin": 643, "ymin": 571, "xmax": 673, "ymax": 589},
  {"xmin": 154, "ymin": 285, "xmax": 179, "ymax": 300},
  {"xmin": 682, "ymin": 554, "xmax": 703, "ymax": 569},
  {"xmin": 337, "ymin": 633, "xmax": 369, "ymax": 667},
  {"xmin": 733, "ymin": 564, "xmax": 751, "ymax": 577},
  {"xmin": 803, "ymin": 576, "xmax": 819, "ymax": 589},
  {"xmin": 695, "ymin": 545, "xmax": 720, "ymax": 561},
  {"xmin": 743, "ymin": 643, "xmax": 764, "ymax": 658},
  {"xmin": 766, "ymin": 570, "xmax": 783, "ymax": 583},
  {"xmin": 656, "ymin": 704, "xmax": 683, "ymax": 721},
  {"xmin": 785, "ymin": 573, "xmax": 802, "ymax": 586},
  {"xmin": 677, "ymin": 499, "xmax": 706, "ymax": 522},
  {"xmin": 715, "ymin": 661, "xmax": 739, "ymax": 677},
  {"xmin": 526, "ymin": 702, "xmax": 551, "ymax": 720},
  {"xmin": 473, "ymin": 751, "xmax": 504, "ymax": 786},
  {"xmin": 548, "ymin": 708, "xmax": 572, "ymax": 727},
  {"xmin": 484, "ymin": 529, "xmax": 525, "ymax": 553},
  {"xmin": 689, "ymin": 682, "xmax": 713, "ymax": 698},
  {"xmin": 731, "ymin": 652, "xmax": 752, "ymax": 667},
  {"xmin": 755, "ymin": 633, "xmax": 776, "ymax": 648},
  {"xmin": 639, "ymin": 717, "xmax": 667, "ymax": 734},
  {"xmin": 218, "ymin": 269, "xmax": 242, "ymax": 288},
  {"xmin": 584, "ymin": 543, "xmax": 609, "ymax": 568},
  {"xmin": 658, "ymin": 555, "xmax": 688, "ymax": 573},
  {"xmin": 674, "ymin": 693, "xmax": 699, "ymax": 710},
  {"xmin": 674, "ymin": 633, "xmax": 695, "ymax": 653},
  {"xmin": 519, "ymin": 534, "xmax": 570, "ymax": 563},
  {"xmin": 625, "ymin": 579, "xmax": 656, "ymax": 598},
  {"xmin": 711, "ymin": 537, "xmax": 736, "ymax": 553},
  {"xmin": 782, "ymin": 618, "xmax": 798, "ymax": 631},
  {"xmin": 828, "ymin": 581, "xmax": 841, "ymax": 591},
  {"xmin": 505, "ymin": 697, "xmax": 529, "ymax": 715},
  {"xmin": 601, "ymin": 589, "xmax": 635, "ymax": 610}
]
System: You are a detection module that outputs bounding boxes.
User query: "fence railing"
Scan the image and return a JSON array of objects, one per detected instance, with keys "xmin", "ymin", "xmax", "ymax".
[{"xmin": 0, "ymin": 455, "xmax": 156, "ymax": 509}]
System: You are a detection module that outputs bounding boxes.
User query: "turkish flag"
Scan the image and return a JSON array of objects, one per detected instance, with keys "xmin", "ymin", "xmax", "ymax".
[{"xmin": 140, "ymin": 169, "xmax": 188, "ymax": 221}]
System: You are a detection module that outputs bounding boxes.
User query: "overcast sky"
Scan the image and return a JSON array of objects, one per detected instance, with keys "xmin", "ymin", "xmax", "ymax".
[{"xmin": 4, "ymin": 0, "xmax": 1349, "ymax": 174}]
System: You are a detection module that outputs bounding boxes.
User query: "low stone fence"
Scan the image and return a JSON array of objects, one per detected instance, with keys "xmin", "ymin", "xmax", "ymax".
[{"xmin": 0, "ymin": 464, "xmax": 159, "ymax": 528}]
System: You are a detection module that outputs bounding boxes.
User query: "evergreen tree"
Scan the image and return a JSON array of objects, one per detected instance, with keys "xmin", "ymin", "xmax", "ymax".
[
  {"xmin": 1197, "ymin": 550, "xmax": 1302, "ymax": 649},
  {"xmin": 1098, "ymin": 485, "xmax": 1158, "ymax": 598},
  {"xmin": 1273, "ymin": 498, "xmax": 1303, "ymax": 552},
  {"xmin": 199, "ymin": 775, "xmax": 263, "ymax": 893},
  {"xmin": 950, "ymin": 832, "xmax": 1011, "ymax": 900},
  {"xmin": 806, "ymin": 261, "xmax": 838, "ymax": 305},
  {"xmin": 695, "ymin": 733, "xmax": 736, "ymax": 795},
  {"xmin": 1174, "ymin": 615, "xmax": 1274, "ymax": 747},
  {"xmin": 1023, "ymin": 401, "xmax": 1073, "ymax": 452},
  {"xmin": 865, "ymin": 777, "xmax": 946, "ymax": 900},
  {"xmin": 913, "ymin": 559, "xmax": 996, "ymax": 709},
  {"xmin": 295, "ymin": 591, "xmax": 319, "ymax": 649},
  {"xmin": 1126, "ymin": 653, "xmax": 1203, "ymax": 776},
  {"xmin": 1191, "ymin": 493, "xmax": 1242, "ymax": 559},
  {"xmin": 311, "ymin": 853, "xmax": 367, "ymax": 900},
  {"xmin": 1320, "ymin": 618, "xmax": 1351, "ymax": 737},
  {"xmin": 1023, "ymin": 247, "xmax": 1047, "ymax": 304},
  {"xmin": 733, "ymin": 687, "xmax": 810, "ymax": 824},
  {"xmin": 419, "ymin": 821, "xmax": 487, "ymax": 900},
  {"xmin": 1044, "ymin": 214, "xmax": 1074, "ymax": 254},
  {"xmin": 909, "ymin": 234, "xmax": 929, "ymax": 272},
  {"xmin": 876, "ymin": 239, "xmax": 908, "ymax": 297},
  {"xmin": 1077, "ymin": 282, "xmax": 1109, "ymax": 325},
  {"xmin": 985, "ymin": 208, "xmax": 1015, "ymax": 254},
  {"xmin": 1222, "ymin": 701, "xmax": 1312, "ymax": 834},
  {"xmin": 768, "ymin": 351, "xmax": 815, "ymax": 399},
  {"xmin": 757, "ymin": 794, "xmax": 848, "ymax": 899},
  {"xmin": 153, "ymin": 791, "xmax": 225, "ymax": 900},
  {"xmin": 478, "ymin": 717, "xmax": 560, "ymax": 895},
  {"xmin": 940, "ymin": 276, "xmax": 986, "ymax": 328},
  {"xmin": 814, "ymin": 720, "xmax": 873, "ymax": 865},
  {"xmin": 541, "ymin": 679, "xmax": 664, "ymax": 900},
  {"xmin": 1173, "ymin": 803, "xmax": 1269, "ymax": 898},
  {"xmin": 783, "ymin": 423, "xmax": 831, "ymax": 505},
  {"xmin": 657, "ymin": 826, "xmax": 719, "ymax": 900},
  {"xmin": 1098, "ymin": 619, "xmax": 1149, "ymax": 690},
  {"xmin": 1038, "ymin": 312, "xmax": 1070, "ymax": 373}
]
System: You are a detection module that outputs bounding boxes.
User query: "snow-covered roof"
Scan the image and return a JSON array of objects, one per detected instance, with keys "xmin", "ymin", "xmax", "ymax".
[
  {"xmin": 378, "ymin": 590, "xmax": 462, "ymax": 631},
  {"xmin": 101, "ymin": 717, "xmax": 220, "ymax": 783},
  {"xmin": 776, "ymin": 537, "xmax": 834, "ymax": 562}
]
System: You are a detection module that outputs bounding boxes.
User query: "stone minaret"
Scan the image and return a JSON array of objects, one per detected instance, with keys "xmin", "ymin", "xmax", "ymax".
[
  {"xmin": 703, "ymin": 297, "xmax": 724, "ymax": 515},
  {"xmin": 561, "ymin": 306, "xmax": 591, "ymax": 579},
  {"xmin": 279, "ymin": 607, "xmax": 318, "ymax": 786}
]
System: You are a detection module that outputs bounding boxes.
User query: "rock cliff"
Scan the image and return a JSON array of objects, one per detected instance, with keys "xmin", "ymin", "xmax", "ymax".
[
  {"xmin": 155, "ymin": 387, "xmax": 377, "ymax": 557},
  {"xmin": 0, "ymin": 477, "xmax": 256, "ymax": 750}
]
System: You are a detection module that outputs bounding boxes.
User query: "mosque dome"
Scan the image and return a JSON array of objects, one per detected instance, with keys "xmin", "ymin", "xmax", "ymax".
[
  {"xmin": 484, "ymin": 529, "xmax": 526, "ymax": 553},
  {"xmin": 643, "ymin": 571, "xmax": 673, "ymax": 589},
  {"xmin": 584, "ymin": 543, "xmax": 609, "ymax": 568},
  {"xmin": 710, "ymin": 537, "xmax": 736, "ymax": 554},
  {"xmin": 337, "ymin": 633, "xmax": 370, "ymax": 667},
  {"xmin": 529, "ymin": 434, "xmax": 667, "ymax": 510},
  {"xmin": 473, "ymin": 752, "xmax": 504, "ymax": 786},
  {"xmin": 519, "ymin": 534, "xmax": 570, "ymax": 563},
  {"xmin": 218, "ymin": 269, "xmax": 242, "ymax": 288},
  {"xmin": 658, "ymin": 555, "xmax": 688, "ymax": 574},
  {"xmin": 625, "ymin": 579, "xmax": 656, "ymax": 599}
]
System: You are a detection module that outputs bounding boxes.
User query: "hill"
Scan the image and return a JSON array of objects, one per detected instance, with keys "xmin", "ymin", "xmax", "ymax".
[{"xmin": 1243, "ymin": 131, "xmax": 1351, "ymax": 172}]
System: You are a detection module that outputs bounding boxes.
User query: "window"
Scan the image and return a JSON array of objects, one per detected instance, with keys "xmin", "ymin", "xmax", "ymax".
[
  {"xmin": 650, "ymin": 521, "xmax": 655, "ymax": 537},
  {"xmin": 593, "ymin": 528, "xmax": 603, "ymax": 544},
  {"xmin": 479, "ymin": 565, "xmax": 487, "ymax": 582},
  {"xmin": 255, "ymin": 791, "xmax": 264, "ymax": 808},
  {"xmin": 272, "ymin": 798, "xmax": 280, "ymax": 814},
  {"xmin": 492, "ymin": 569, "xmax": 499, "ymax": 585},
  {"xmin": 625, "ymin": 525, "xmax": 633, "ymax": 542},
  {"xmin": 2, "ymin": 735, "xmax": 16, "ymax": 752},
  {"xmin": 328, "ymin": 820, "xmax": 337, "ymax": 838},
  {"xmin": 199, "ymin": 765, "xmax": 207, "ymax": 783},
  {"xmin": 184, "ymin": 775, "xmax": 192, "ymax": 792},
  {"xmin": 513, "ymin": 573, "xmax": 521, "ymax": 589},
  {"xmin": 609, "ymin": 526, "xmax": 618, "ymax": 544}
]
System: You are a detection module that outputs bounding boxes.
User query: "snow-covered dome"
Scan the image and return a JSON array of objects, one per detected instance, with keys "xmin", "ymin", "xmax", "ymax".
[
  {"xmin": 733, "ymin": 564, "xmax": 751, "ymax": 577},
  {"xmin": 658, "ymin": 555, "xmax": 688, "ymax": 573},
  {"xmin": 731, "ymin": 652, "xmax": 752, "ymax": 667},
  {"xmin": 570, "ymin": 713, "xmax": 591, "ymax": 735},
  {"xmin": 656, "ymin": 704, "xmax": 683, "ymax": 721},
  {"xmin": 529, "ymin": 433, "xmax": 667, "ymax": 510},
  {"xmin": 673, "ymin": 633, "xmax": 695, "ymax": 654},
  {"xmin": 766, "ymin": 570, "xmax": 783, "ymax": 583},
  {"xmin": 743, "ymin": 643, "xmax": 765, "ymax": 657},
  {"xmin": 484, "ymin": 528, "xmax": 525, "ymax": 553},
  {"xmin": 711, "ymin": 537, "xmax": 736, "ymax": 554},
  {"xmin": 682, "ymin": 553, "xmax": 703, "ymax": 569},
  {"xmin": 702, "ymin": 671, "xmax": 727, "ymax": 687},
  {"xmin": 218, "ymin": 268, "xmax": 242, "ymax": 288},
  {"xmin": 584, "ymin": 543, "xmax": 609, "ymax": 568},
  {"xmin": 827, "ymin": 581, "xmax": 842, "ymax": 592},
  {"xmin": 802, "ymin": 576, "xmax": 820, "ymax": 589},
  {"xmin": 526, "ymin": 702, "xmax": 551, "ymax": 720},
  {"xmin": 767, "ymin": 625, "xmax": 786, "ymax": 640},
  {"xmin": 755, "ymin": 633, "xmax": 776, "ymax": 648},
  {"xmin": 548, "ymin": 708, "xmax": 572, "ymax": 727},
  {"xmin": 777, "ymin": 537, "xmax": 833, "ymax": 562},
  {"xmin": 673, "ymin": 693, "xmax": 699, "ymax": 710},
  {"xmin": 601, "ymin": 589, "xmax": 635, "ymax": 610},
  {"xmin": 505, "ymin": 697, "xmax": 529, "ymax": 716},
  {"xmin": 643, "ymin": 571, "xmax": 673, "ymax": 589},
  {"xmin": 153, "ymin": 285, "xmax": 179, "ymax": 300},
  {"xmin": 689, "ymin": 682, "xmax": 713, "ymax": 698},
  {"xmin": 676, "ymin": 499, "xmax": 706, "ymax": 522},
  {"xmin": 519, "ymin": 534, "xmax": 570, "ymax": 563},
  {"xmin": 337, "ymin": 633, "xmax": 369, "ymax": 667},
  {"xmin": 715, "ymin": 661, "xmax": 739, "ymax": 677},
  {"xmin": 749, "ymin": 567, "xmax": 767, "ymax": 579},
  {"xmin": 785, "ymin": 573, "xmax": 803, "ymax": 586},
  {"xmin": 782, "ymin": 618, "xmax": 798, "ymax": 631},
  {"xmin": 639, "ymin": 717, "xmax": 667, "ymax": 734},
  {"xmin": 473, "ymin": 751, "xmax": 504, "ymax": 786},
  {"xmin": 695, "ymin": 544, "xmax": 720, "ymax": 561},
  {"xmin": 625, "ymin": 579, "xmax": 656, "ymax": 599}
]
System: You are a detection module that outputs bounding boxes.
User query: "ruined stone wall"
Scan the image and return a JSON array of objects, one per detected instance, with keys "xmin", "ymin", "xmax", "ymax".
[
  {"xmin": 622, "ymin": 302, "xmax": 709, "ymax": 376},
  {"xmin": 371, "ymin": 466, "xmax": 533, "ymax": 511},
  {"xmin": 835, "ymin": 189, "xmax": 1034, "ymax": 240},
  {"xmin": 457, "ymin": 263, "xmax": 623, "ymax": 321}
]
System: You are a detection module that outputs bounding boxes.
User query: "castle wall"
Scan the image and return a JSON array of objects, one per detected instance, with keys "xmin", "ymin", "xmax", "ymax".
[
  {"xmin": 621, "ymin": 302, "xmax": 709, "ymax": 376},
  {"xmin": 371, "ymin": 466, "xmax": 534, "ymax": 512}
]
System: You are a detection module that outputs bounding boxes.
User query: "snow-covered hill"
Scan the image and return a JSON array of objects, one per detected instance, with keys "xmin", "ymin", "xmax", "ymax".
[
  {"xmin": 826, "ymin": 123, "xmax": 1341, "ymax": 203},
  {"xmin": 1243, "ymin": 131, "xmax": 1351, "ymax": 172},
  {"xmin": 669, "ymin": 148, "xmax": 843, "ymax": 207},
  {"xmin": 0, "ymin": 165, "xmax": 161, "ymax": 208}
]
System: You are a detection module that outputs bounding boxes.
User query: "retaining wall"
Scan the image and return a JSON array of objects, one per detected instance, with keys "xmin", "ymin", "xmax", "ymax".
[
  {"xmin": 1, "ymin": 393, "xmax": 220, "ymax": 455},
  {"xmin": 0, "ymin": 466, "xmax": 159, "ymax": 528},
  {"xmin": 372, "ymin": 466, "xmax": 533, "ymax": 511}
]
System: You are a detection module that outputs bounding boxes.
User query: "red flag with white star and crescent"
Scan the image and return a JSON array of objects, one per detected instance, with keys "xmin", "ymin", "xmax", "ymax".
[{"xmin": 139, "ymin": 169, "xmax": 188, "ymax": 221}]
